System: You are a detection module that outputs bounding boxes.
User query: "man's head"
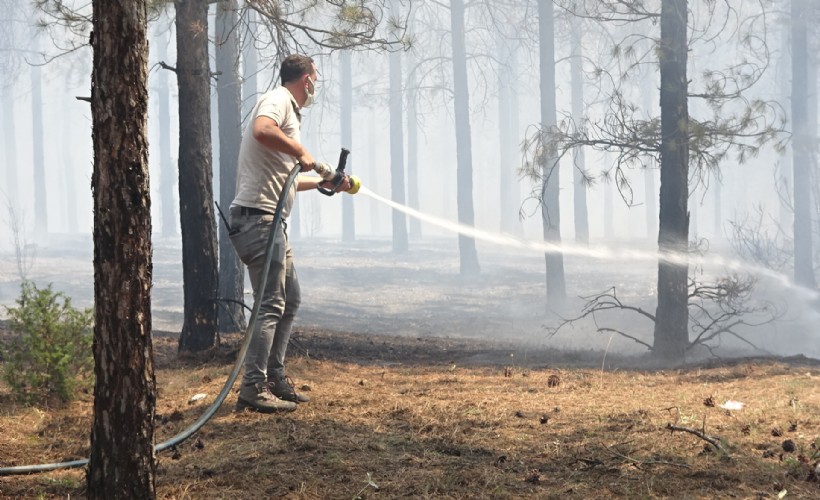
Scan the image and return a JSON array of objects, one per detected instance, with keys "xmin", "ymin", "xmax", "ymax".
[{"xmin": 280, "ymin": 54, "xmax": 318, "ymax": 108}]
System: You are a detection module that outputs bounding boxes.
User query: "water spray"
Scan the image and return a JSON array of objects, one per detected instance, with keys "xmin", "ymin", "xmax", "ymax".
[{"xmin": 358, "ymin": 186, "xmax": 820, "ymax": 304}]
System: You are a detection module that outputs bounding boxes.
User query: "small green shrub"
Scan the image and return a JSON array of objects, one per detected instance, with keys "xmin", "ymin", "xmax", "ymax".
[{"xmin": 2, "ymin": 281, "xmax": 93, "ymax": 404}]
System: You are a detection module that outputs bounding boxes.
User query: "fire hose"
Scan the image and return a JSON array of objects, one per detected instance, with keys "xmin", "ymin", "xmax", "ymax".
[{"xmin": 0, "ymin": 149, "xmax": 358, "ymax": 476}]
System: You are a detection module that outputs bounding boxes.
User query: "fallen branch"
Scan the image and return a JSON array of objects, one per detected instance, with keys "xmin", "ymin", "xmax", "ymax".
[
  {"xmin": 666, "ymin": 423, "xmax": 728, "ymax": 455},
  {"xmin": 602, "ymin": 443, "xmax": 692, "ymax": 469}
]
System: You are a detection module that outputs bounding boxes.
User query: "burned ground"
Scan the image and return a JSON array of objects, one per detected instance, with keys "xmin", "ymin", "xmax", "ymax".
[{"xmin": 1, "ymin": 238, "xmax": 819, "ymax": 498}]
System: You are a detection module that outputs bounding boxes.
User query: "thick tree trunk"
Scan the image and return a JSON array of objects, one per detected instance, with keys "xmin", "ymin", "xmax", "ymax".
[
  {"xmin": 450, "ymin": 0, "xmax": 480, "ymax": 275},
  {"xmin": 791, "ymin": 0, "xmax": 817, "ymax": 289},
  {"xmin": 341, "ymin": 49, "xmax": 355, "ymax": 242},
  {"xmin": 216, "ymin": 0, "xmax": 246, "ymax": 332},
  {"xmin": 653, "ymin": 0, "xmax": 690, "ymax": 361},
  {"xmin": 570, "ymin": 16, "xmax": 589, "ymax": 245},
  {"xmin": 88, "ymin": 0, "xmax": 156, "ymax": 496},
  {"xmin": 538, "ymin": 0, "xmax": 565, "ymax": 304},
  {"xmin": 389, "ymin": 25, "xmax": 408, "ymax": 253},
  {"xmin": 31, "ymin": 34, "xmax": 47, "ymax": 241},
  {"xmin": 155, "ymin": 22, "xmax": 178, "ymax": 238},
  {"xmin": 176, "ymin": 0, "xmax": 219, "ymax": 352}
]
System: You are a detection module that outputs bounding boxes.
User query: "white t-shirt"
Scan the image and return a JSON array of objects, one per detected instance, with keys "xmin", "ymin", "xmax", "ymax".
[{"xmin": 231, "ymin": 86, "xmax": 301, "ymax": 217}]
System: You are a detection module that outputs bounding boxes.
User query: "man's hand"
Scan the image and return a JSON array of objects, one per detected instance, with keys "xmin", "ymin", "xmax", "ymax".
[
  {"xmin": 336, "ymin": 175, "xmax": 352, "ymax": 193},
  {"xmin": 297, "ymin": 152, "xmax": 316, "ymax": 172},
  {"xmin": 318, "ymin": 175, "xmax": 351, "ymax": 193}
]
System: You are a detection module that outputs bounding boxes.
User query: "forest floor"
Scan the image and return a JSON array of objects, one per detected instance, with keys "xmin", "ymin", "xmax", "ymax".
[
  {"xmin": 1, "ymin": 236, "xmax": 819, "ymax": 498},
  {"xmin": 0, "ymin": 328, "xmax": 819, "ymax": 499}
]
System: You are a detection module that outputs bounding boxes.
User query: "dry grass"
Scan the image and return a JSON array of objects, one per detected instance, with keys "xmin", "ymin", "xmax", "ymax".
[{"xmin": 1, "ymin": 330, "xmax": 819, "ymax": 499}]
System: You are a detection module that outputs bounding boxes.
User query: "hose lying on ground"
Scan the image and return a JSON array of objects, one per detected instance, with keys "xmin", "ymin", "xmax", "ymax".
[{"xmin": 0, "ymin": 166, "xmax": 302, "ymax": 476}]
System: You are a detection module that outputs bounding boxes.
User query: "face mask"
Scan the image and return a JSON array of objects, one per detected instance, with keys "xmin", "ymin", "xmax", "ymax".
[{"xmin": 303, "ymin": 76, "xmax": 317, "ymax": 108}]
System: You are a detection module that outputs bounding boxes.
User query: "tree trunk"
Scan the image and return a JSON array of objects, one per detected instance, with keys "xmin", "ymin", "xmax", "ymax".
[
  {"xmin": 388, "ymin": 15, "xmax": 408, "ymax": 253},
  {"xmin": 88, "ymin": 0, "xmax": 156, "ymax": 496},
  {"xmin": 3, "ymin": 84, "xmax": 19, "ymax": 209},
  {"xmin": 407, "ymin": 50, "xmax": 421, "ymax": 240},
  {"xmin": 31, "ymin": 33, "xmax": 47, "ymax": 241},
  {"xmin": 791, "ymin": 0, "xmax": 817, "ymax": 288},
  {"xmin": 241, "ymin": 8, "xmax": 258, "ymax": 121},
  {"xmin": 538, "ymin": 0, "xmax": 565, "ymax": 304},
  {"xmin": 653, "ymin": 0, "xmax": 690, "ymax": 361},
  {"xmin": 368, "ymin": 107, "xmax": 380, "ymax": 234},
  {"xmin": 340, "ymin": 49, "xmax": 355, "ymax": 242},
  {"xmin": 509, "ymin": 47, "xmax": 523, "ymax": 238},
  {"xmin": 176, "ymin": 0, "xmax": 219, "ymax": 352},
  {"xmin": 640, "ymin": 72, "xmax": 658, "ymax": 241},
  {"xmin": 216, "ymin": 0, "xmax": 246, "ymax": 332},
  {"xmin": 712, "ymin": 171, "xmax": 722, "ymax": 238},
  {"xmin": 777, "ymin": 14, "xmax": 792, "ymax": 231},
  {"xmin": 155, "ymin": 21, "xmax": 178, "ymax": 239},
  {"xmin": 496, "ymin": 29, "xmax": 520, "ymax": 235},
  {"xmin": 603, "ymin": 176, "xmax": 614, "ymax": 240},
  {"xmin": 690, "ymin": 189, "xmax": 699, "ymax": 239},
  {"xmin": 61, "ymin": 99, "xmax": 79, "ymax": 233},
  {"xmin": 450, "ymin": 0, "xmax": 480, "ymax": 275},
  {"xmin": 570, "ymin": 16, "xmax": 589, "ymax": 245}
]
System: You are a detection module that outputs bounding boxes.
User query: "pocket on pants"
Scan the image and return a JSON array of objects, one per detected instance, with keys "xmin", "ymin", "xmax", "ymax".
[{"xmin": 230, "ymin": 216, "xmax": 285, "ymax": 266}]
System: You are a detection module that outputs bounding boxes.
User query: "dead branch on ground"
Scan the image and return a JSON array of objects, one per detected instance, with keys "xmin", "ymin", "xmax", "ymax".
[{"xmin": 666, "ymin": 423, "xmax": 729, "ymax": 455}]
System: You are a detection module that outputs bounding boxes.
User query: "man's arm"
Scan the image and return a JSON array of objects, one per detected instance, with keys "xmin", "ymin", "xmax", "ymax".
[
  {"xmin": 296, "ymin": 175, "xmax": 352, "ymax": 193},
  {"xmin": 252, "ymin": 116, "xmax": 314, "ymax": 170}
]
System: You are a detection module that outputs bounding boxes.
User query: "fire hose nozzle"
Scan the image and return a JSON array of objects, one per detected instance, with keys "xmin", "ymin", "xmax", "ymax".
[
  {"xmin": 347, "ymin": 175, "xmax": 361, "ymax": 195},
  {"xmin": 316, "ymin": 148, "xmax": 358, "ymax": 196}
]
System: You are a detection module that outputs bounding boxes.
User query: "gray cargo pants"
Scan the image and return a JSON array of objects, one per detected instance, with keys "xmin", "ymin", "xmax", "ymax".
[{"xmin": 229, "ymin": 209, "xmax": 301, "ymax": 385}]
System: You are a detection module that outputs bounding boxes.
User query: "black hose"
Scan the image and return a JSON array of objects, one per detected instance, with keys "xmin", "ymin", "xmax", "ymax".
[{"xmin": 0, "ymin": 166, "xmax": 302, "ymax": 476}]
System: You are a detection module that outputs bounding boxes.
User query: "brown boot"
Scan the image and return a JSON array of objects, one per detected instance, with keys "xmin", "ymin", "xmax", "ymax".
[
  {"xmin": 236, "ymin": 381, "xmax": 297, "ymax": 413},
  {"xmin": 269, "ymin": 375, "xmax": 311, "ymax": 404}
]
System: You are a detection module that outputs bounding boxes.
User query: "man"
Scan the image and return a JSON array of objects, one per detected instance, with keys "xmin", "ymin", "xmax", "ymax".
[{"xmin": 229, "ymin": 54, "xmax": 350, "ymax": 413}]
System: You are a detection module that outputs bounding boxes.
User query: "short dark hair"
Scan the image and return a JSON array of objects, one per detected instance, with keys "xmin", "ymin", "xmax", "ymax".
[{"xmin": 280, "ymin": 55, "xmax": 315, "ymax": 85}]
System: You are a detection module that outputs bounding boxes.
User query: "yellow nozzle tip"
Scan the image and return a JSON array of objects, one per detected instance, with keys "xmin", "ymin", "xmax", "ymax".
[{"xmin": 348, "ymin": 175, "xmax": 361, "ymax": 194}]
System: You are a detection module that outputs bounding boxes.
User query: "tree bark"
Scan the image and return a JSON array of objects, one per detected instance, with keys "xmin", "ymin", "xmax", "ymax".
[
  {"xmin": 341, "ymin": 49, "xmax": 355, "ymax": 242},
  {"xmin": 216, "ymin": 0, "xmax": 246, "ymax": 332},
  {"xmin": 450, "ymin": 0, "xmax": 480, "ymax": 275},
  {"xmin": 88, "ymin": 0, "xmax": 156, "ymax": 496},
  {"xmin": 538, "ymin": 0, "xmax": 565, "ymax": 304},
  {"xmin": 176, "ymin": 0, "xmax": 219, "ymax": 352},
  {"xmin": 569, "ymin": 16, "xmax": 589, "ymax": 245},
  {"xmin": 653, "ymin": 0, "xmax": 690, "ymax": 360}
]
